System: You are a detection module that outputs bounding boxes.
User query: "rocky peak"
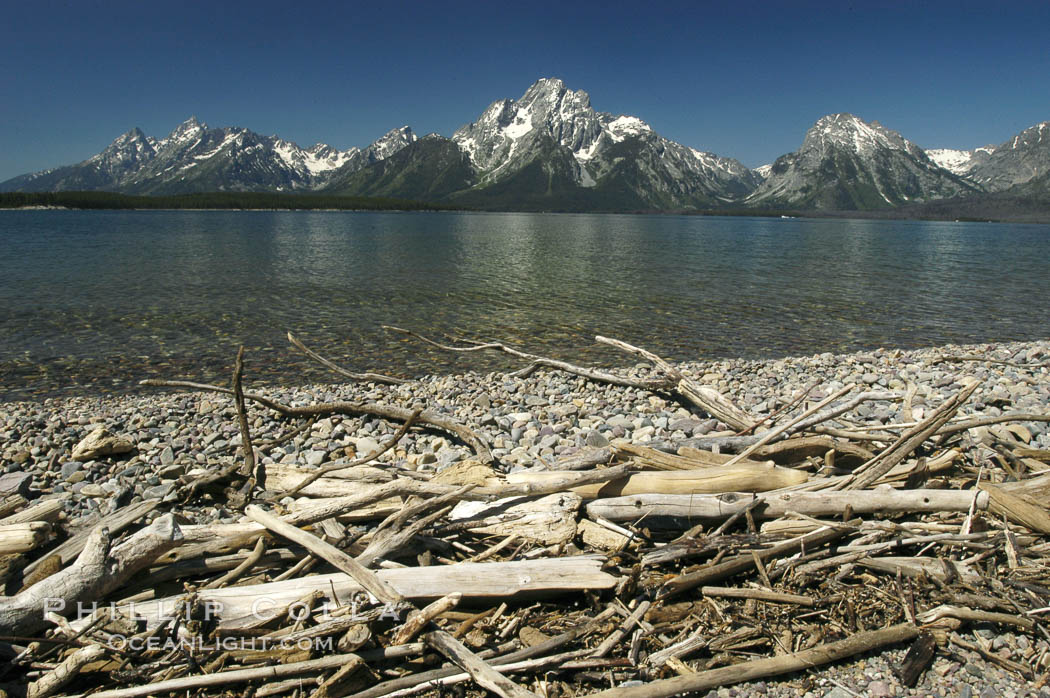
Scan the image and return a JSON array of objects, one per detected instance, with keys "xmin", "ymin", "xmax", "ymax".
[
  {"xmin": 364, "ymin": 126, "xmax": 417, "ymax": 162},
  {"xmin": 173, "ymin": 116, "xmax": 204, "ymax": 136},
  {"xmin": 802, "ymin": 113, "xmax": 915, "ymax": 159},
  {"xmin": 88, "ymin": 126, "xmax": 157, "ymax": 173}
]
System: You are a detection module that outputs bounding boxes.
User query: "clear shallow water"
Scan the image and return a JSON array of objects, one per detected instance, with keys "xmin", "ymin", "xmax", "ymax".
[{"xmin": 2, "ymin": 210, "xmax": 1049, "ymax": 402}]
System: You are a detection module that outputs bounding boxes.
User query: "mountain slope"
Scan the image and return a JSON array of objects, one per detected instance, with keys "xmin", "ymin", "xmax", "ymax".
[
  {"xmin": 448, "ymin": 78, "xmax": 760, "ymax": 210},
  {"xmin": 0, "ymin": 118, "xmax": 415, "ymax": 195},
  {"xmin": 325, "ymin": 135, "xmax": 474, "ymax": 200},
  {"xmin": 748, "ymin": 114, "xmax": 978, "ymax": 209},
  {"xmin": 966, "ymin": 122, "xmax": 1050, "ymax": 192}
]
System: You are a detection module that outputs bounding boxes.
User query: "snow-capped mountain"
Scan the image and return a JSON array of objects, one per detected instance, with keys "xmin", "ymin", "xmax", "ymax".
[
  {"xmin": 444, "ymin": 78, "xmax": 760, "ymax": 208},
  {"xmin": 0, "ymin": 118, "xmax": 416, "ymax": 194},
  {"xmin": 2, "ymin": 79, "xmax": 1045, "ymax": 213},
  {"xmin": 923, "ymin": 123, "xmax": 1050, "ymax": 194},
  {"xmin": 747, "ymin": 113, "xmax": 978, "ymax": 209},
  {"xmin": 961, "ymin": 122, "xmax": 1049, "ymax": 191},
  {"xmin": 925, "ymin": 147, "xmax": 994, "ymax": 177}
]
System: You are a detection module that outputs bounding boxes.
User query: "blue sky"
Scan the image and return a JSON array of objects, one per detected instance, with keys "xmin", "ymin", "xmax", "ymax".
[{"xmin": 2, "ymin": 0, "xmax": 1048, "ymax": 181}]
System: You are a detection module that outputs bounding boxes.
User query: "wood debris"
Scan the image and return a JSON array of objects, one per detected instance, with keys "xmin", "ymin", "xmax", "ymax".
[{"xmin": 1, "ymin": 332, "xmax": 1048, "ymax": 698}]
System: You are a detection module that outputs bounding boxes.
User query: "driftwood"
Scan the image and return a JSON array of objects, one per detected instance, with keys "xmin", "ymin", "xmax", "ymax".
[
  {"xmin": 842, "ymin": 382, "xmax": 980, "ymax": 490},
  {"xmin": 586, "ymin": 488, "xmax": 990, "ymax": 522},
  {"xmin": 507, "ymin": 463, "xmax": 808, "ymax": 498},
  {"xmin": 6, "ymin": 334, "xmax": 1049, "ymax": 697},
  {"xmin": 140, "ymin": 378, "xmax": 493, "ymax": 464},
  {"xmin": 0, "ymin": 494, "xmax": 68, "ymax": 525},
  {"xmin": 288, "ymin": 331, "xmax": 406, "ymax": 385},
  {"xmin": 0, "ymin": 522, "xmax": 50, "ymax": 555},
  {"xmin": 0, "ymin": 513, "xmax": 181, "ymax": 635},
  {"xmin": 385, "ymin": 327, "xmax": 753, "ymax": 430},
  {"xmin": 76, "ymin": 647, "xmax": 422, "ymax": 698},
  {"xmin": 585, "ymin": 623, "xmax": 920, "ymax": 698},
  {"xmin": 426, "ymin": 630, "xmax": 540, "ymax": 698},
  {"xmin": 83, "ymin": 558, "xmax": 617, "ymax": 629},
  {"xmin": 595, "ymin": 335, "xmax": 753, "ymax": 430},
  {"xmin": 22, "ymin": 498, "xmax": 160, "ymax": 576}
]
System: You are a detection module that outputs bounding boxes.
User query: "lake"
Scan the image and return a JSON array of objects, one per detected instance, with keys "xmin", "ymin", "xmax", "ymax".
[{"xmin": 2, "ymin": 210, "xmax": 1049, "ymax": 402}]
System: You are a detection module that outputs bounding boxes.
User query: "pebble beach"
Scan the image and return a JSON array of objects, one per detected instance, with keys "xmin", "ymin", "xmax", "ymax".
[{"xmin": 2, "ymin": 338, "xmax": 1049, "ymax": 697}]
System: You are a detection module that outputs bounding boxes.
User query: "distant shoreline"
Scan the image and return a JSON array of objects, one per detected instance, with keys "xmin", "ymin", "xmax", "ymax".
[{"xmin": 4, "ymin": 191, "xmax": 1050, "ymax": 223}]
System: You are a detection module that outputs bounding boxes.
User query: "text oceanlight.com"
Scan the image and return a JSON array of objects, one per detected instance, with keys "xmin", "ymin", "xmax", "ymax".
[{"xmin": 42, "ymin": 596, "xmax": 403, "ymax": 652}]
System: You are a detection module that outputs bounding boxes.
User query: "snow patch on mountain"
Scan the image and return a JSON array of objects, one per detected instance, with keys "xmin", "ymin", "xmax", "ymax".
[{"xmin": 926, "ymin": 148, "xmax": 984, "ymax": 175}]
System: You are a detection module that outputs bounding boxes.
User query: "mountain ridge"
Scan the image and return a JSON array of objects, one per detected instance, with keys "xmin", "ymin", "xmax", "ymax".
[{"xmin": 2, "ymin": 78, "xmax": 1047, "ymax": 214}]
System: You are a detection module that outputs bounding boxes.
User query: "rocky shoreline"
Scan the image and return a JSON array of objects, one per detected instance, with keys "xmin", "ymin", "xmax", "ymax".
[{"xmin": 2, "ymin": 338, "xmax": 1049, "ymax": 697}]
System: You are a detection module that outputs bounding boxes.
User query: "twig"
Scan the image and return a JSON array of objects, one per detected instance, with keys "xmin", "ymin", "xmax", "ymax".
[
  {"xmin": 245, "ymin": 505, "xmax": 405, "ymax": 607},
  {"xmin": 584, "ymin": 623, "xmax": 921, "ymax": 698},
  {"xmin": 288, "ymin": 331, "xmax": 406, "ymax": 384},
  {"xmin": 284, "ymin": 408, "xmax": 422, "ymax": 497},
  {"xmin": 425, "ymin": 630, "xmax": 540, "ymax": 698},
  {"xmin": 383, "ymin": 325, "xmax": 673, "ymax": 391},
  {"xmin": 203, "ymin": 534, "xmax": 267, "ymax": 589},
  {"xmin": 232, "ymin": 346, "xmax": 258, "ymax": 487},
  {"xmin": 724, "ymin": 384, "xmax": 855, "ymax": 466},
  {"xmin": 140, "ymin": 378, "xmax": 493, "ymax": 463}
]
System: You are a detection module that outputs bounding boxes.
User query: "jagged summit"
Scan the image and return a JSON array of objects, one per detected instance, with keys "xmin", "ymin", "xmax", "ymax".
[
  {"xmin": 0, "ymin": 118, "xmax": 416, "ymax": 195},
  {"xmin": 803, "ymin": 113, "xmax": 917, "ymax": 158},
  {"xmin": 1, "ymin": 79, "xmax": 1045, "ymax": 212},
  {"xmin": 748, "ymin": 113, "xmax": 977, "ymax": 209},
  {"xmin": 447, "ymin": 77, "xmax": 755, "ymax": 207}
]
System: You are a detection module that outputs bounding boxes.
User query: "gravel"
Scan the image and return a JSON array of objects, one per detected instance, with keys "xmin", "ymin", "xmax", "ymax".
[{"xmin": 2, "ymin": 337, "xmax": 1048, "ymax": 695}]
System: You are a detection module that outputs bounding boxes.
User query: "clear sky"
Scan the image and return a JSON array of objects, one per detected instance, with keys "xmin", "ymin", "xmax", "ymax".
[{"xmin": 2, "ymin": 0, "xmax": 1048, "ymax": 182}]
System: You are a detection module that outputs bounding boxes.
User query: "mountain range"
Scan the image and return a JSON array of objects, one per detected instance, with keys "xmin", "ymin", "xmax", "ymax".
[{"xmin": 3, "ymin": 78, "xmax": 1048, "ymax": 214}]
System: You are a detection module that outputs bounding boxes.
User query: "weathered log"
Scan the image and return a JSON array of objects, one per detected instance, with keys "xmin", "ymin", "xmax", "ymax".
[
  {"xmin": 508, "ymin": 463, "xmax": 807, "ymax": 498},
  {"xmin": 660, "ymin": 521, "xmax": 857, "ymax": 598},
  {"xmin": 382, "ymin": 325, "xmax": 673, "ymax": 391},
  {"xmin": 246, "ymin": 504, "xmax": 404, "ymax": 605},
  {"xmin": 979, "ymin": 482, "xmax": 1050, "ymax": 534},
  {"xmin": 71, "ymin": 646, "xmax": 421, "ymax": 698},
  {"xmin": 843, "ymin": 382, "xmax": 979, "ymax": 490},
  {"xmin": 896, "ymin": 632, "xmax": 938, "ymax": 687},
  {"xmin": 27, "ymin": 643, "xmax": 107, "ymax": 698},
  {"xmin": 701, "ymin": 586, "xmax": 815, "ymax": 606},
  {"xmin": 584, "ymin": 623, "xmax": 920, "ymax": 698},
  {"xmin": 585, "ymin": 488, "xmax": 989, "ymax": 522},
  {"xmin": 668, "ymin": 390, "xmax": 901, "ymax": 454},
  {"xmin": 22, "ymin": 498, "xmax": 160, "ymax": 576},
  {"xmin": 0, "ymin": 513, "xmax": 182, "ymax": 635},
  {"xmin": 0, "ymin": 494, "xmax": 69, "ymax": 526},
  {"xmin": 0, "ymin": 522, "xmax": 51, "ymax": 555},
  {"xmin": 283, "ymin": 409, "xmax": 421, "ymax": 497},
  {"xmin": 87, "ymin": 557, "xmax": 616, "ymax": 629},
  {"xmin": 723, "ymin": 384, "xmax": 855, "ymax": 466},
  {"xmin": 448, "ymin": 493, "xmax": 581, "ymax": 545},
  {"xmin": 613, "ymin": 441, "xmax": 771, "ymax": 469}
]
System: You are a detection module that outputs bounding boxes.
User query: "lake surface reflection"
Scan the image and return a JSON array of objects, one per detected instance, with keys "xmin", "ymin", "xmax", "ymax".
[{"xmin": 2, "ymin": 210, "xmax": 1048, "ymax": 401}]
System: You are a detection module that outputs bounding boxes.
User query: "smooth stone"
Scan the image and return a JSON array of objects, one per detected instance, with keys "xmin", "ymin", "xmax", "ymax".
[
  {"xmin": 60, "ymin": 461, "xmax": 83, "ymax": 479},
  {"xmin": 0, "ymin": 471, "xmax": 33, "ymax": 496},
  {"xmin": 584, "ymin": 431, "xmax": 609, "ymax": 448},
  {"xmin": 71, "ymin": 426, "xmax": 134, "ymax": 462}
]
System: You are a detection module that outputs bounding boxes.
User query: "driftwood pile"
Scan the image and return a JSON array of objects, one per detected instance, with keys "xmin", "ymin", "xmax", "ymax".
[{"xmin": 2, "ymin": 331, "xmax": 1049, "ymax": 698}]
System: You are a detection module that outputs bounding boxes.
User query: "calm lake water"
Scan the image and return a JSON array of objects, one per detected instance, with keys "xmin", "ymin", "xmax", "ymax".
[{"xmin": 2, "ymin": 210, "xmax": 1049, "ymax": 402}]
